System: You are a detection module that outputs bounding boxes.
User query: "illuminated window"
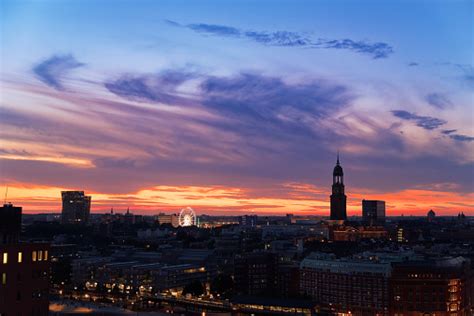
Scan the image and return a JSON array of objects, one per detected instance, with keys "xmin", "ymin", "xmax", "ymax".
[
  {"xmin": 1, "ymin": 273, "xmax": 6, "ymax": 285},
  {"xmin": 44, "ymin": 250, "xmax": 48, "ymax": 261},
  {"xmin": 38, "ymin": 250, "xmax": 43, "ymax": 261},
  {"xmin": 32, "ymin": 251, "xmax": 37, "ymax": 262},
  {"xmin": 2, "ymin": 253, "xmax": 7, "ymax": 264},
  {"xmin": 18, "ymin": 252, "xmax": 22, "ymax": 263}
]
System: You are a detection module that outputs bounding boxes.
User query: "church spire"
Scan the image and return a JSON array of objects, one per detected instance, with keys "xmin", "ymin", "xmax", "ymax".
[{"xmin": 330, "ymin": 151, "xmax": 347, "ymax": 221}]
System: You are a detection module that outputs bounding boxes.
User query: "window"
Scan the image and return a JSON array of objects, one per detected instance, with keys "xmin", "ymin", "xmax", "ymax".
[
  {"xmin": 1, "ymin": 273, "xmax": 6, "ymax": 285},
  {"xmin": 38, "ymin": 250, "xmax": 43, "ymax": 261},
  {"xmin": 2, "ymin": 253, "xmax": 7, "ymax": 264},
  {"xmin": 44, "ymin": 250, "xmax": 48, "ymax": 261},
  {"xmin": 32, "ymin": 251, "xmax": 37, "ymax": 262},
  {"xmin": 18, "ymin": 252, "xmax": 22, "ymax": 263}
]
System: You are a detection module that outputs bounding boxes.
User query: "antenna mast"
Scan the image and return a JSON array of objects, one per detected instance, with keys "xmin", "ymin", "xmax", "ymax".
[{"xmin": 4, "ymin": 185, "xmax": 8, "ymax": 204}]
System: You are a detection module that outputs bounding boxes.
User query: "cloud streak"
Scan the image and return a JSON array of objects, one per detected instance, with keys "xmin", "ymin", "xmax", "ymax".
[
  {"xmin": 391, "ymin": 110, "xmax": 446, "ymax": 130},
  {"xmin": 425, "ymin": 93, "xmax": 452, "ymax": 109},
  {"xmin": 449, "ymin": 134, "xmax": 474, "ymax": 142},
  {"xmin": 33, "ymin": 54, "xmax": 84, "ymax": 90},
  {"xmin": 104, "ymin": 70, "xmax": 198, "ymax": 104},
  {"xmin": 169, "ymin": 21, "xmax": 394, "ymax": 59}
]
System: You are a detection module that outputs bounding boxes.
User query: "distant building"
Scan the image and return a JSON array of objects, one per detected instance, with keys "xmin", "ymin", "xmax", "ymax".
[
  {"xmin": 156, "ymin": 213, "xmax": 179, "ymax": 227},
  {"xmin": 0, "ymin": 204, "xmax": 50, "ymax": 316},
  {"xmin": 427, "ymin": 209, "xmax": 436, "ymax": 222},
  {"xmin": 239, "ymin": 215, "xmax": 258, "ymax": 227},
  {"xmin": 234, "ymin": 252, "xmax": 277, "ymax": 296},
  {"xmin": 234, "ymin": 252, "xmax": 299, "ymax": 298},
  {"xmin": 61, "ymin": 191, "xmax": 91, "ymax": 224},
  {"xmin": 332, "ymin": 225, "xmax": 388, "ymax": 241},
  {"xmin": 330, "ymin": 155, "xmax": 347, "ymax": 221},
  {"xmin": 362, "ymin": 199, "xmax": 386, "ymax": 225}
]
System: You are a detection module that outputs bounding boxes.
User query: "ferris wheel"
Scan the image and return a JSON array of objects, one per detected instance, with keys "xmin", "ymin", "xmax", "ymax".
[{"xmin": 178, "ymin": 207, "xmax": 196, "ymax": 227}]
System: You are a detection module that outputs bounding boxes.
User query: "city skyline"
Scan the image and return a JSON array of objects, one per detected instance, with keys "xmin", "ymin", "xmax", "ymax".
[{"xmin": 1, "ymin": 0, "xmax": 473, "ymax": 215}]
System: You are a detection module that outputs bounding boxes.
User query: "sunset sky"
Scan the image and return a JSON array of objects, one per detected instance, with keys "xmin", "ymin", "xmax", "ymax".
[{"xmin": 1, "ymin": 0, "xmax": 473, "ymax": 216}]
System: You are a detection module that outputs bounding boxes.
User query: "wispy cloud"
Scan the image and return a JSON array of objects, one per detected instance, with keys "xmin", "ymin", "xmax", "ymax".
[
  {"xmin": 425, "ymin": 93, "xmax": 452, "ymax": 109},
  {"xmin": 168, "ymin": 21, "xmax": 394, "ymax": 59},
  {"xmin": 32, "ymin": 54, "xmax": 84, "ymax": 90},
  {"xmin": 439, "ymin": 62, "xmax": 474, "ymax": 89},
  {"xmin": 312, "ymin": 39, "xmax": 393, "ymax": 59},
  {"xmin": 441, "ymin": 129, "xmax": 457, "ymax": 135},
  {"xmin": 200, "ymin": 73, "xmax": 351, "ymax": 122},
  {"xmin": 408, "ymin": 62, "xmax": 419, "ymax": 67},
  {"xmin": 391, "ymin": 110, "xmax": 446, "ymax": 130},
  {"xmin": 392, "ymin": 111, "xmax": 473, "ymax": 143},
  {"xmin": 188, "ymin": 23, "xmax": 241, "ymax": 37},
  {"xmin": 104, "ymin": 70, "xmax": 197, "ymax": 104},
  {"xmin": 449, "ymin": 134, "xmax": 474, "ymax": 142}
]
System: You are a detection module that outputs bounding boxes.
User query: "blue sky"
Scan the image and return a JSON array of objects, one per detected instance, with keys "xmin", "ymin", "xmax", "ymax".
[{"xmin": 0, "ymin": 0, "xmax": 473, "ymax": 214}]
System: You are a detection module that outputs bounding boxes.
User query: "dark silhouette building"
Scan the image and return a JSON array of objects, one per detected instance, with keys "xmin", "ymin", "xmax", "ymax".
[
  {"xmin": 362, "ymin": 199, "xmax": 386, "ymax": 225},
  {"xmin": 330, "ymin": 155, "xmax": 347, "ymax": 221},
  {"xmin": 0, "ymin": 203, "xmax": 50, "ymax": 316},
  {"xmin": 0, "ymin": 203, "xmax": 22, "ymax": 244},
  {"xmin": 427, "ymin": 209, "xmax": 436, "ymax": 222},
  {"xmin": 61, "ymin": 191, "xmax": 91, "ymax": 224},
  {"xmin": 234, "ymin": 252, "xmax": 277, "ymax": 296}
]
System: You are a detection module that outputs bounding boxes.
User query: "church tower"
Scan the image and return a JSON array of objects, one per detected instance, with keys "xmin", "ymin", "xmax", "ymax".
[{"xmin": 330, "ymin": 154, "xmax": 347, "ymax": 221}]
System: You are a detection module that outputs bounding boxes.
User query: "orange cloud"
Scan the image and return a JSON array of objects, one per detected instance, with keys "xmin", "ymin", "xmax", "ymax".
[{"xmin": 1, "ymin": 182, "xmax": 471, "ymax": 216}]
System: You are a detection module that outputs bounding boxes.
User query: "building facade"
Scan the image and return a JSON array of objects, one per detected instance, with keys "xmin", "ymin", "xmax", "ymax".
[
  {"xmin": 234, "ymin": 252, "xmax": 278, "ymax": 296},
  {"xmin": 0, "ymin": 203, "xmax": 50, "ymax": 316},
  {"xmin": 300, "ymin": 253, "xmax": 391, "ymax": 315},
  {"xmin": 390, "ymin": 257, "xmax": 473, "ymax": 316},
  {"xmin": 362, "ymin": 200, "xmax": 386, "ymax": 225},
  {"xmin": 61, "ymin": 191, "xmax": 91, "ymax": 224}
]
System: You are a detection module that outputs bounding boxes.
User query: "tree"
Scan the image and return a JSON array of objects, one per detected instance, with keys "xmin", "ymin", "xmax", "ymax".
[{"xmin": 182, "ymin": 280, "xmax": 204, "ymax": 297}]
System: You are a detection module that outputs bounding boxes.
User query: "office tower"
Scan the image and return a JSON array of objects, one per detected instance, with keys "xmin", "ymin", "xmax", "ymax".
[
  {"xmin": 0, "ymin": 203, "xmax": 22, "ymax": 244},
  {"xmin": 330, "ymin": 155, "xmax": 347, "ymax": 221},
  {"xmin": 61, "ymin": 191, "xmax": 91, "ymax": 224},
  {"xmin": 0, "ymin": 204, "xmax": 50, "ymax": 316},
  {"xmin": 362, "ymin": 199, "xmax": 386, "ymax": 225}
]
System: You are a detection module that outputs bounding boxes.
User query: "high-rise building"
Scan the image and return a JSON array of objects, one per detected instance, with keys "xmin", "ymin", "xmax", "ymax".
[
  {"xmin": 61, "ymin": 191, "xmax": 91, "ymax": 224},
  {"xmin": 0, "ymin": 203, "xmax": 22, "ymax": 244},
  {"xmin": 362, "ymin": 199, "xmax": 386, "ymax": 225},
  {"xmin": 0, "ymin": 204, "xmax": 50, "ymax": 316},
  {"xmin": 330, "ymin": 155, "xmax": 347, "ymax": 221}
]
